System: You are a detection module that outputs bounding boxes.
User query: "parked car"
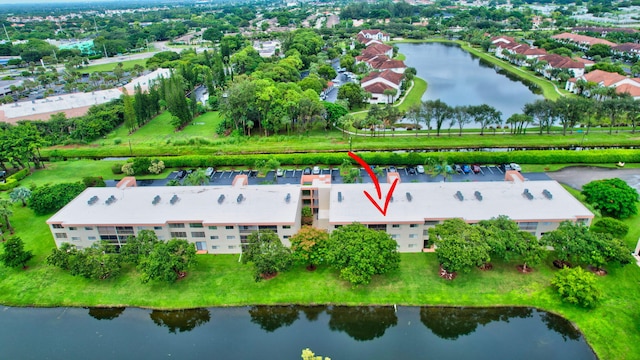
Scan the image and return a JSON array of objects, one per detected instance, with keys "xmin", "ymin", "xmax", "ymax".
[
  {"xmin": 205, "ymin": 167, "xmax": 214, "ymax": 177},
  {"xmin": 454, "ymin": 164, "xmax": 463, "ymax": 173},
  {"xmin": 312, "ymin": 166, "xmax": 321, "ymax": 175},
  {"xmin": 510, "ymin": 163, "xmax": 522, "ymax": 172},
  {"xmin": 462, "ymin": 164, "xmax": 471, "ymax": 174},
  {"xmin": 303, "ymin": 167, "xmax": 312, "ymax": 175},
  {"xmin": 416, "ymin": 165, "xmax": 425, "ymax": 174},
  {"xmin": 388, "ymin": 166, "xmax": 397, "ymax": 173},
  {"xmin": 408, "ymin": 167, "xmax": 416, "ymax": 175},
  {"xmin": 471, "ymin": 164, "xmax": 481, "ymax": 174},
  {"xmin": 177, "ymin": 170, "xmax": 188, "ymax": 179},
  {"xmin": 276, "ymin": 168, "xmax": 284, "ymax": 177}
]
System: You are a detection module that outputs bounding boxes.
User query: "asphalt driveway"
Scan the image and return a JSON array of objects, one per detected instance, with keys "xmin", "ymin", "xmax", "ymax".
[{"xmin": 546, "ymin": 166, "xmax": 640, "ymax": 191}]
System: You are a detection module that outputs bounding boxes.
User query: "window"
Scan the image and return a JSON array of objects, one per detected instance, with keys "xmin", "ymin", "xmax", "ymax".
[
  {"xmin": 225, "ymin": 226, "xmax": 234, "ymax": 230},
  {"xmin": 409, "ymin": 234, "xmax": 417, "ymax": 239},
  {"xmin": 208, "ymin": 226, "xmax": 217, "ymax": 230},
  {"xmin": 518, "ymin": 222, "xmax": 538, "ymax": 231},
  {"xmin": 68, "ymin": 227, "xmax": 77, "ymax": 231},
  {"xmin": 195, "ymin": 242, "xmax": 206, "ymax": 251},
  {"xmin": 55, "ymin": 233, "xmax": 68, "ymax": 239},
  {"xmin": 392, "ymin": 224, "xmax": 400, "ymax": 228},
  {"xmin": 576, "ymin": 218, "xmax": 589, "ymax": 225},
  {"xmin": 390, "ymin": 234, "xmax": 398, "ymax": 239},
  {"xmin": 168, "ymin": 223, "xmax": 185, "ymax": 229},
  {"xmin": 71, "ymin": 237, "xmax": 80, "ymax": 241},
  {"xmin": 226, "ymin": 235, "xmax": 236, "ymax": 240},
  {"xmin": 170, "ymin": 232, "xmax": 187, "ymax": 238},
  {"xmin": 191, "ymin": 232, "xmax": 205, "ymax": 238},
  {"xmin": 408, "ymin": 244, "xmax": 417, "ymax": 248},
  {"xmin": 189, "ymin": 223, "xmax": 203, "ymax": 228},
  {"xmin": 154, "ymin": 226, "xmax": 163, "ymax": 230},
  {"xmin": 52, "ymin": 224, "xmax": 63, "ymax": 229},
  {"xmin": 258, "ymin": 225, "xmax": 277, "ymax": 231},
  {"xmin": 228, "ymin": 245, "xmax": 236, "ymax": 250},
  {"xmin": 424, "ymin": 221, "xmax": 439, "ymax": 226},
  {"xmin": 410, "ymin": 224, "xmax": 419, "ymax": 228},
  {"xmin": 84, "ymin": 227, "xmax": 93, "ymax": 231},
  {"xmin": 88, "ymin": 236, "xmax": 96, "ymax": 240},
  {"xmin": 282, "ymin": 225, "xmax": 291, "ymax": 229},
  {"xmin": 283, "ymin": 235, "xmax": 290, "ymax": 239},
  {"xmin": 368, "ymin": 224, "xmax": 386, "ymax": 231},
  {"xmin": 210, "ymin": 235, "xmax": 219, "ymax": 240},
  {"xmin": 211, "ymin": 245, "xmax": 218, "ymax": 250},
  {"xmin": 541, "ymin": 222, "xmax": 553, "ymax": 226}
]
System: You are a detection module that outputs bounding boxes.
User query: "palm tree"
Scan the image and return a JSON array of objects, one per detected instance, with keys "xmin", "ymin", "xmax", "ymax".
[
  {"xmin": 9, "ymin": 187, "xmax": 31, "ymax": 207},
  {"xmin": 183, "ymin": 169, "xmax": 209, "ymax": 186},
  {"xmin": 0, "ymin": 199, "xmax": 14, "ymax": 235},
  {"xmin": 427, "ymin": 158, "xmax": 454, "ymax": 182}
]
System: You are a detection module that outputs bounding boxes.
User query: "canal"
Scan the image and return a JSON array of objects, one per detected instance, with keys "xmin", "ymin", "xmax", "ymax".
[{"xmin": 0, "ymin": 306, "xmax": 596, "ymax": 359}]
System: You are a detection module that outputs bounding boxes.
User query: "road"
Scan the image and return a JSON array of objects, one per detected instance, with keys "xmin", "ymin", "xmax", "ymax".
[{"xmin": 546, "ymin": 166, "xmax": 640, "ymax": 191}]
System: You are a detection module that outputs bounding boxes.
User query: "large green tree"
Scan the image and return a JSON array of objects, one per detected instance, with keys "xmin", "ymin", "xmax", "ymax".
[
  {"xmin": 242, "ymin": 230, "xmax": 292, "ymax": 281},
  {"xmin": 0, "ymin": 236, "xmax": 33, "ymax": 269},
  {"xmin": 138, "ymin": 239, "xmax": 197, "ymax": 283},
  {"xmin": 429, "ymin": 219, "xmax": 491, "ymax": 276},
  {"xmin": 325, "ymin": 223, "xmax": 400, "ymax": 286},
  {"xmin": 290, "ymin": 226, "xmax": 329, "ymax": 270},
  {"xmin": 582, "ymin": 178, "xmax": 639, "ymax": 219}
]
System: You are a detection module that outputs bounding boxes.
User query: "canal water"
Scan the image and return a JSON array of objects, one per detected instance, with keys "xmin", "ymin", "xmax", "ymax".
[
  {"xmin": 0, "ymin": 306, "xmax": 596, "ymax": 359},
  {"xmin": 397, "ymin": 42, "xmax": 544, "ymax": 120}
]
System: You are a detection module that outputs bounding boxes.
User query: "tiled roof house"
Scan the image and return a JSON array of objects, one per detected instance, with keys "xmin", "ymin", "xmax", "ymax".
[{"xmin": 361, "ymin": 70, "xmax": 403, "ymax": 104}]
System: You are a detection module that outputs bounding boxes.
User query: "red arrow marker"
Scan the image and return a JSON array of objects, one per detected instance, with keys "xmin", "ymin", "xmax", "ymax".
[{"xmin": 348, "ymin": 151, "xmax": 399, "ymax": 216}]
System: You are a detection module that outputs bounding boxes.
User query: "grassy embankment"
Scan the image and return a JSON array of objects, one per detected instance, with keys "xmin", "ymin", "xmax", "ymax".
[
  {"xmin": 79, "ymin": 58, "xmax": 148, "ymax": 74},
  {"xmin": 0, "ymin": 194, "xmax": 638, "ymax": 360}
]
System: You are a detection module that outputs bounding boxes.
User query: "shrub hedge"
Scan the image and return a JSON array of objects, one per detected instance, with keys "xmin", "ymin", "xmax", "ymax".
[
  {"xmin": 154, "ymin": 149, "xmax": 640, "ymax": 168},
  {"xmin": 0, "ymin": 168, "xmax": 31, "ymax": 191}
]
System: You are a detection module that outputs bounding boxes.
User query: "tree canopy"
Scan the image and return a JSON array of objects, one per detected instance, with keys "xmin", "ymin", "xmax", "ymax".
[
  {"xmin": 325, "ymin": 223, "xmax": 400, "ymax": 286},
  {"xmin": 0, "ymin": 236, "xmax": 33, "ymax": 269},
  {"xmin": 242, "ymin": 230, "xmax": 292, "ymax": 281},
  {"xmin": 582, "ymin": 178, "xmax": 639, "ymax": 219},
  {"xmin": 290, "ymin": 226, "xmax": 329, "ymax": 270}
]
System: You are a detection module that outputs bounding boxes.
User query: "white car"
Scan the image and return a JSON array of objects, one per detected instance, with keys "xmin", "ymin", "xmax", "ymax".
[
  {"xmin": 205, "ymin": 167, "xmax": 214, "ymax": 177},
  {"xmin": 510, "ymin": 163, "xmax": 522, "ymax": 172},
  {"xmin": 276, "ymin": 168, "xmax": 284, "ymax": 177},
  {"xmin": 416, "ymin": 165, "xmax": 425, "ymax": 174},
  {"xmin": 312, "ymin": 166, "xmax": 321, "ymax": 175}
]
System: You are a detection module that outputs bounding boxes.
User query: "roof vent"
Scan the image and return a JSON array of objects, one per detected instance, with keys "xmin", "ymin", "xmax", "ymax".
[
  {"xmin": 87, "ymin": 196, "xmax": 99, "ymax": 205},
  {"xmin": 542, "ymin": 189, "xmax": 553, "ymax": 199},
  {"xmin": 455, "ymin": 191, "xmax": 464, "ymax": 201},
  {"xmin": 170, "ymin": 194, "xmax": 179, "ymax": 205},
  {"xmin": 523, "ymin": 189, "xmax": 534, "ymax": 200},
  {"xmin": 338, "ymin": 192, "xmax": 343, "ymax": 202},
  {"xmin": 237, "ymin": 194, "xmax": 244, "ymax": 203},
  {"xmin": 218, "ymin": 194, "xmax": 225, "ymax": 204},
  {"xmin": 285, "ymin": 193, "xmax": 291, "ymax": 203},
  {"xmin": 474, "ymin": 191, "xmax": 483, "ymax": 201},
  {"xmin": 406, "ymin": 192, "xmax": 412, "ymax": 202},
  {"xmin": 152, "ymin": 195, "xmax": 161, "ymax": 205},
  {"xmin": 105, "ymin": 195, "xmax": 116, "ymax": 205}
]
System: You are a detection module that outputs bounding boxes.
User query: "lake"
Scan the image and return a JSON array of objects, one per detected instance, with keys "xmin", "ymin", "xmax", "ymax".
[
  {"xmin": 0, "ymin": 306, "xmax": 596, "ymax": 359},
  {"xmin": 397, "ymin": 42, "xmax": 544, "ymax": 120}
]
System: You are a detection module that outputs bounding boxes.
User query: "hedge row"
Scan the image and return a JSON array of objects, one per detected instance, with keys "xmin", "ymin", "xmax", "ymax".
[
  {"xmin": 156, "ymin": 149, "xmax": 640, "ymax": 168},
  {"xmin": 0, "ymin": 168, "xmax": 31, "ymax": 192}
]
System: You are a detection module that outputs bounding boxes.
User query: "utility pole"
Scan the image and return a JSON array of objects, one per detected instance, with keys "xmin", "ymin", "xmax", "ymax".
[{"xmin": 103, "ymin": 43, "xmax": 108, "ymax": 58}]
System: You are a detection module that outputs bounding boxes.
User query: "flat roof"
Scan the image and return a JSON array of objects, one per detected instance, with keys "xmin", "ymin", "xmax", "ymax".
[
  {"xmin": 47, "ymin": 184, "xmax": 302, "ymax": 226},
  {"xmin": 329, "ymin": 180, "xmax": 593, "ymax": 224}
]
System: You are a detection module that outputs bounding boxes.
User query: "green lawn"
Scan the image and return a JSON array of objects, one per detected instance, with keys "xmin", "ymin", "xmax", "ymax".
[
  {"xmin": 79, "ymin": 58, "xmax": 148, "ymax": 74},
  {"xmin": 0, "ymin": 202, "xmax": 638, "ymax": 360}
]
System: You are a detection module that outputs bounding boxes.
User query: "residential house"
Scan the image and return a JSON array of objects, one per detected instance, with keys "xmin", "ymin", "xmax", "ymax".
[
  {"xmin": 565, "ymin": 69, "xmax": 640, "ymax": 99},
  {"xmin": 537, "ymin": 54, "xmax": 585, "ymax": 78},
  {"xmin": 357, "ymin": 29, "xmax": 391, "ymax": 42},
  {"xmin": 360, "ymin": 70, "xmax": 403, "ymax": 104},
  {"xmin": 551, "ymin": 33, "xmax": 616, "ymax": 51},
  {"xmin": 612, "ymin": 43, "xmax": 640, "ymax": 62}
]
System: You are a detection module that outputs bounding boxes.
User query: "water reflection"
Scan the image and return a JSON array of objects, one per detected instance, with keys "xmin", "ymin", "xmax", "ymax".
[
  {"xmin": 541, "ymin": 311, "xmax": 581, "ymax": 341},
  {"xmin": 420, "ymin": 306, "xmax": 533, "ymax": 340},
  {"xmin": 149, "ymin": 308, "xmax": 211, "ymax": 333},
  {"xmin": 300, "ymin": 305, "xmax": 327, "ymax": 321},
  {"xmin": 249, "ymin": 305, "xmax": 299, "ymax": 332},
  {"xmin": 86, "ymin": 307, "xmax": 126, "ymax": 320},
  {"xmin": 328, "ymin": 306, "xmax": 397, "ymax": 341}
]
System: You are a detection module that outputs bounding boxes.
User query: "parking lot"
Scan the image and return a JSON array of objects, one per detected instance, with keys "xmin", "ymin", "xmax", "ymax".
[{"xmin": 105, "ymin": 165, "xmax": 551, "ymax": 187}]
